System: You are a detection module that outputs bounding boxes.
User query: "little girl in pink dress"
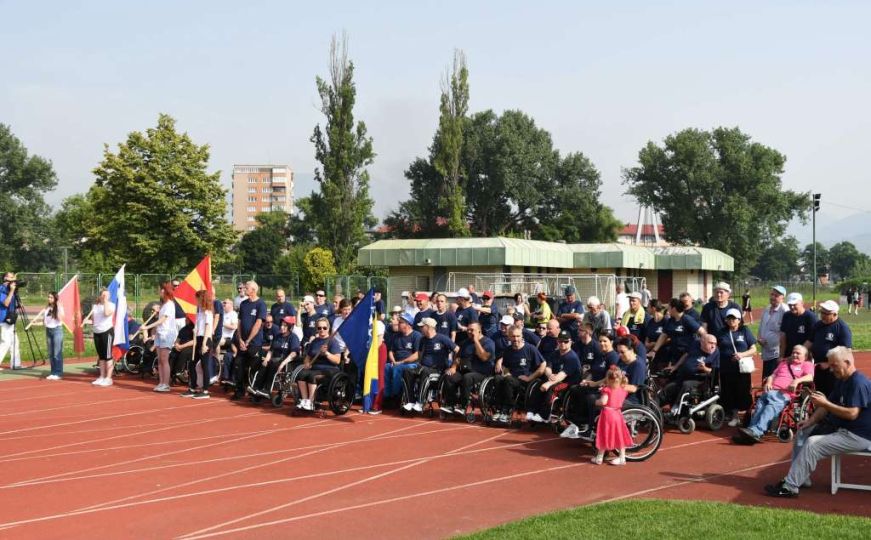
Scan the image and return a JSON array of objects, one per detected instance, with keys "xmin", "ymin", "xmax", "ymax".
[{"xmin": 591, "ymin": 367, "xmax": 633, "ymax": 465}]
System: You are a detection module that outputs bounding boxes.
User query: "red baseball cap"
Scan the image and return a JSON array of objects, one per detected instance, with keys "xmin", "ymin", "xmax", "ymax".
[
  {"xmin": 282, "ymin": 315, "xmax": 296, "ymax": 325},
  {"xmin": 415, "ymin": 292, "xmax": 430, "ymax": 301},
  {"xmin": 482, "ymin": 290, "xmax": 494, "ymax": 298}
]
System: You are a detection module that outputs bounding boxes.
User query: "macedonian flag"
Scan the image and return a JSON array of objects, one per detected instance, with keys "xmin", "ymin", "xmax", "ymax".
[{"xmin": 174, "ymin": 255, "xmax": 213, "ymax": 323}]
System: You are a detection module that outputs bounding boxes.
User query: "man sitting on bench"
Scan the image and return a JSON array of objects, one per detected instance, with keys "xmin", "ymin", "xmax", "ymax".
[{"xmin": 765, "ymin": 346, "xmax": 871, "ymax": 497}]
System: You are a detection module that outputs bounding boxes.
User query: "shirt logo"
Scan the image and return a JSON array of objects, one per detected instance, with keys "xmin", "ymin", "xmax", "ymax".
[
  {"xmin": 798, "ymin": 325, "xmax": 805, "ymax": 333},
  {"xmin": 434, "ymin": 343, "xmax": 442, "ymax": 351},
  {"xmin": 520, "ymin": 359, "xmax": 527, "ymax": 366},
  {"xmin": 405, "ymin": 343, "xmax": 412, "ymax": 349},
  {"xmin": 826, "ymin": 332, "xmax": 834, "ymax": 342},
  {"xmin": 736, "ymin": 336, "xmax": 745, "ymax": 343},
  {"xmin": 249, "ymin": 309, "xmax": 256, "ymax": 316},
  {"xmin": 675, "ymin": 325, "xmax": 684, "ymax": 332}
]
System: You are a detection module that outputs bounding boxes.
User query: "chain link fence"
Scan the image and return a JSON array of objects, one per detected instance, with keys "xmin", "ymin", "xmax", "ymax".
[{"xmin": 325, "ymin": 275, "xmax": 389, "ymax": 303}]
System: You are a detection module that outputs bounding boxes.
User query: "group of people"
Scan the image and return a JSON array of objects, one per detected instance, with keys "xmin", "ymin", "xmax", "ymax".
[{"xmin": 3, "ymin": 273, "xmax": 870, "ymax": 486}]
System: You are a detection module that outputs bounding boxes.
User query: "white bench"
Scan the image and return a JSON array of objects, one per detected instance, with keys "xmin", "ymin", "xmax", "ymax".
[{"xmin": 831, "ymin": 451, "xmax": 871, "ymax": 494}]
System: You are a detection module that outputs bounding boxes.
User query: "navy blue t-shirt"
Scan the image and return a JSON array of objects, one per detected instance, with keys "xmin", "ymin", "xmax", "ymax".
[
  {"xmin": 432, "ymin": 310, "xmax": 458, "ymax": 337},
  {"xmin": 313, "ymin": 303, "xmax": 333, "ymax": 320},
  {"xmin": 522, "ymin": 327, "xmax": 541, "ymax": 346},
  {"xmin": 455, "ymin": 307, "xmax": 479, "ymax": 330},
  {"xmin": 664, "ymin": 314, "xmax": 701, "ymax": 353},
  {"xmin": 261, "ymin": 323, "xmax": 280, "ymax": 348},
  {"xmin": 684, "ymin": 307, "xmax": 701, "ymax": 321},
  {"xmin": 618, "ymin": 357, "xmax": 648, "ymax": 387},
  {"xmin": 305, "ymin": 336, "xmax": 342, "ymax": 369},
  {"xmin": 717, "ymin": 326, "xmax": 757, "ymax": 374},
  {"xmin": 374, "ymin": 299, "xmax": 385, "ymax": 317},
  {"xmin": 239, "ymin": 298, "xmax": 268, "ymax": 347},
  {"xmin": 501, "ymin": 344, "xmax": 544, "ymax": 377},
  {"xmin": 701, "ymin": 301, "xmax": 742, "ymax": 335},
  {"xmin": 644, "ymin": 316, "xmax": 668, "ymax": 345},
  {"xmin": 780, "ymin": 310, "xmax": 818, "ymax": 355},
  {"xmin": 810, "ymin": 318, "xmax": 853, "ymax": 364},
  {"xmin": 557, "ymin": 300, "xmax": 584, "ymax": 336},
  {"xmin": 478, "ymin": 305, "xmax": 500, "ymax": 338},
  {"xmin": 828, "ymin": 370, "xmax": 871, "ymax": 442},
  {"xmin": 678, "ymin": 341, "xmax": 720, "ymax": 377},
  {"xmin": 624, "ymin": 312, "xmax": 651, "ymax": 341},
  {"xmin": 537, "ymin": 335, "xmax": 558, "ymax": 358},
  {"xmin": 459, "ymin": 336, "xmax": 496, "ymax": 375},
  {"xmin": 301, "ymin": 311, "xmax": 318, "ymax": 345},
  {"xmin": 548, "ymin": 349, "xmax": 582, "ymax": 385},
  {"xmin": 574, "ymin": 338, "xmax": 603, "ymax": 370},
  {"xmin": 270, "ymin": 301, "xmax": 297, "ymax": 326},
  {"xmin": 211, "ymin": 299, "xmax": 224, "ymax": 341},
  {"xmin": 590, "ymin": 350, "xmax": 619, "ymax": 381},
  {"xmin": 413, "ymin": 308, "xmax": 436, "ymax": 327},
  {"xmin": 493, "ymin": 333, "xmax": 512, "ymax": 360},
  {"xmin": 391, "ymin": 330, "xmax": 422, "ymax": 362},
  {"xmin": 418, "ymin": 333, "xmax": 456, "ymax": 371},
  {"xmin": 271, "ymin": 332, "xmax": 300, "ymax": 358}
]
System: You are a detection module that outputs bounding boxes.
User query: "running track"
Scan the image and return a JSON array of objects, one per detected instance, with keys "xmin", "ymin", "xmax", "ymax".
[{"xmin": 0, "ymin": 356, "xmax": 869, "ymax": 539}]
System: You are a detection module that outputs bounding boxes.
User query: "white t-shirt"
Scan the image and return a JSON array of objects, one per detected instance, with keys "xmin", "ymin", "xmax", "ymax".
[
  {"xmin": 44, "ymin": 307, "xmax": 63, "ymax": 329},
  {"xmin": 195, "ymin": 309, "xmax": 213, "ymax": 337},
  {"xmin": 222, "ymin": 311, "xmax": 238, "ymax": 340},
  {"xmin": 615, "ymin": 293, "xmax": 629, "ymax": 320},
  {"xmin": 93, "ymin": 303, "xmax": 114, "ymax": 333},
  {"xmin": 156, "ymin": 301, "xmax": 178, "ymax": 339}
]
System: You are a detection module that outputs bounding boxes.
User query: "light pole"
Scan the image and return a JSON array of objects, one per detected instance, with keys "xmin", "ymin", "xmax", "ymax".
[{"xmin": 812, "ymin": 193, "xmax": 821, "ymax": 307}]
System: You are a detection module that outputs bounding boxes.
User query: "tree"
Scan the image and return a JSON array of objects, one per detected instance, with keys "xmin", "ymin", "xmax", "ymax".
[
  {"xmin": 287, "ymin": 196, "xmax": 317, "ymax": 245},
  {"xmin": 85, "ymin": 114, "xmax": 236, "ymax": 273},
  {"xmin": 433, "ymin": 50, "xmax": 470, "ymax": 237},
  {"xmin": 301, "ymin": 247, "xmax": 337, "ymax": 292},
  {"xmin": 750, "ymin": 236, "xmax": 801, "ymax": 281},
  {"xmin": 800, "ymin": 242, "xmax": 830, "ymax": 276},
  {"xmin": 308, "ymin": 34, "xmax": 376, "ymax": 273},
  {"xmin": 623, "ymin": 127, "xmax": 808, "ymax": 275},
  {"xmin": 0, "ymin": 123, "xmax": 59, "ymax": 270},
  {"xmin": 829, "ymin": 241, "xmax": 869, "ymax": 279},
  {"xmin": 236, "ymin": 212, "xmax": 289, "ymax": 273}
]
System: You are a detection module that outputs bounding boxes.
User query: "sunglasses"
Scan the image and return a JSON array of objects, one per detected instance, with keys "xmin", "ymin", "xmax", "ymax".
[
  {"xmin": 316, "ymin": 293, "xmax": 325, "ymax": 297},
  {"xmin": 316, "ymin": 326, "xmax": 329, "ymax": 330}
]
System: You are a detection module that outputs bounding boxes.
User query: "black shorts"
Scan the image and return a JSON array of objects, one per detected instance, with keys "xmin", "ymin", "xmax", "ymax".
[
  {"xmin": 298, "ymin": 366, "xmax": 339, "ymax": 384},
  {"xmin": 94, "ymin": 329, "xmax": 114, "ymax": 361}
]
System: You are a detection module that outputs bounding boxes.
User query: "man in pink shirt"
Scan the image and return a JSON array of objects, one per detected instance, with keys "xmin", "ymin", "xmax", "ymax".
[{"xmin": 733, "ymin": 345, "xmax": 814, "ymax": 444}]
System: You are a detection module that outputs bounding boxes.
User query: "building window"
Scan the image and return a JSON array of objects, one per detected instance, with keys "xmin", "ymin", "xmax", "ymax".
[
  {"xmin": 262, "ymin": 187, "xmax": 271, "ymax": 193},
  {"xmin": 248, "ymin": 225, "xmax": 255, "ymax": 231},
  {"xmin": 248, "ymin": 196, "xmax": 257, "ymax": 202},
  {"xmin": 247, "ymin": 216, "xmax": 255, "ymax": 222},
  {"xmin": 247, "ymin": 206, "xmax": 256, "ymax": 212},
  {"xmin": 248, "ymin": 187, "xmax": 256, "ymax": 193}
]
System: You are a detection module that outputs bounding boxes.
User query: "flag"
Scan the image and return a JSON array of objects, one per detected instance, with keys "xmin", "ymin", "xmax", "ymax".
[
  {"xmin": 174, "ymin": 255, "xmax": 213, "ymax": 323},
  {"xmin": 336, "ymin": 288, "xmax": 378, "ymax": 411},
  {"xmin": 107, "ymin": 265, "xmax": 129, "ymax": 360},
  {"xmin": 57, "ymin": 275, "xmax": 85, "ymax": 354}
]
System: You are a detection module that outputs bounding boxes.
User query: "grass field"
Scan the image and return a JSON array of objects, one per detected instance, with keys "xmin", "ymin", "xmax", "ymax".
[{"xmin": 458, "ymin": 500, "xmax": 871, "ymax": 540}]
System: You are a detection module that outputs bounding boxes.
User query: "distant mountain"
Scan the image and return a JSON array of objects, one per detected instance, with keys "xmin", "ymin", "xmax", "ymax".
[{"xmin": 787, "ymin": 211, "xmax": 871, "ymax": 254}]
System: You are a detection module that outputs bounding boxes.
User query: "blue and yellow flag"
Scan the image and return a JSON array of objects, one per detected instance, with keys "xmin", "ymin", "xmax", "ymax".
[{"xmin": 336, "ymin": 288, "xmax": 379, "ymax": 411}]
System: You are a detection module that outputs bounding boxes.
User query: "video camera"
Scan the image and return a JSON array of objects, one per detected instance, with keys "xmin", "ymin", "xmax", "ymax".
[{"xmin": 3, "ymin": 276, "xmax": 27, "ymax": 289}]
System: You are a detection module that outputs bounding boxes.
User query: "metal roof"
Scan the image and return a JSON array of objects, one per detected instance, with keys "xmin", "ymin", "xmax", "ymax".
[{"xmin": 358, "ymin": 238, "xmax": 733, "ymax": 272}]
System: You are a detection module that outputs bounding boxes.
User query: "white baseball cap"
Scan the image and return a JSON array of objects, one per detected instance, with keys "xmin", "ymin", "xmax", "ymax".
[
  {"xmin": 457, "ymin": 288, "xmax": 471, "ymax": 299},
  {"xmin": 714, "ymin": 282, "xmax": 732, "ymax": 293},
  {"xmin": 725, "ymin": 308, "xmax": 742, "ymax": 319},
  {"xmin": 500, "ymin": 315, "xmax": 515, "ymax": 326},
  {"xmin": 819, "ymin": 300, "xmax": 839, "ymax": 313},
  {"xmin": 786, "ymin": 292, "xmax": 803, "ymax": 305}
]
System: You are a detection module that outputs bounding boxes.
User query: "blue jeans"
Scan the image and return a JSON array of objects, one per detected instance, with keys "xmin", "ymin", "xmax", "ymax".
[
  {"xmin": 384, "ymin": 362, "xmax": 418, "ymax": 398},
  {"xmin": 46, "ymin": 326, "xmax": 64, "ymax": 376},
  {"xmin": 746, "ymin": 390, "xmax": 790, "ymax": 437}
]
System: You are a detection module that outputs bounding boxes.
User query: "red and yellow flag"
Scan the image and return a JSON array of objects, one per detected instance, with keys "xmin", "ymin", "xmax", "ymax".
[
  {"xmin": 174, "ymin": 255, "xmax": 213, "ymax": 323},
  {"xmin": 57, "ymin": 275, "xmax": 85, "ymax": 354}
]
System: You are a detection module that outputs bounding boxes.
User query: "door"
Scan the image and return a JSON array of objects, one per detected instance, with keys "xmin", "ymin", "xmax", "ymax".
[{"xmin": 657, "ymin": 270, "xmax": 672, "ymax": 300}]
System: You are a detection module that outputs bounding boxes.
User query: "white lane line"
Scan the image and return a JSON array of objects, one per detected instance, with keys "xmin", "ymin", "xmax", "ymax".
[{"xmin": 0, "ymin": 396, "xmax": 152, "ymax": 418}]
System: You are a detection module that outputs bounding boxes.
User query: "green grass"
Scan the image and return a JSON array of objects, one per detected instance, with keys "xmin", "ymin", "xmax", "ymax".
[
  {"xmin": 457, "ymin": 500, "xmax": 871, "ymax": 540},
  {"xmin": 5, "ymin": 321, "xmax": 97, "ymax": 365}
]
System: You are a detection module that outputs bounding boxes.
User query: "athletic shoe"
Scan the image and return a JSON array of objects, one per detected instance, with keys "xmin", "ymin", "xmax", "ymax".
[
  {"xmin": 590, "ymin": 455, "xmax": 603, "ymax": 465},
  {"xmin": 531, "ymin": 413, "xmax": 545, "ymax": 423},
  {"xmin": 728, "ymin": 417, "xmax": 742, "ymax": 427},
  {"xmin": 412, "ymin": 403, "xmax": 423, "ymax": 413},
  {"xmin": 155, "ymin": 384, "xmax": 171, "ymax": 393},
  {"xmin": 440, "ymin": 405, "xmax": 454, "ymax": 414},
  {"xmin": 739, "ymin": 427, "xmax": 762, "ymax": 442},
  {"xmin": 560, "ymin": 423, "xmax": 580, "ymax": 439},
  {"xmin": 402, "ymin": 402, "xmax": 414, "ymax": 412},
  {"xmin": 764, "ymin": 481, "xmax": 798, "ymax": 498},
  {"xmin": 526, "ymin": 411, "xmax": 535, "ymax": 421},
  {"xmin": 180, "ymin": 389, "xmax": 197, "ymax": 398},
  {"xmin": 92, "ymin": 377, "xmax": 105, "ymax": 385},
  {"xmin": 209, "ymin": 375, "xmax": 219, "ymax": 385},
  {"xmin": 608, "ymin": 457, "xmax": 626, "ymax": 466},
  {"xmin": 45, "ymin": 374, "xmax": 60, "ymax": 381},
  {"xmin": 193, "ymin": 391, "xmax": 210, "ymax": 399},
  {"xmin": 368, "ymin": 409, "xmax": 382, "ymax": 415},
  {"xmin": 98, "ymin": 379, "xmax": 113, "ymax": 387}
]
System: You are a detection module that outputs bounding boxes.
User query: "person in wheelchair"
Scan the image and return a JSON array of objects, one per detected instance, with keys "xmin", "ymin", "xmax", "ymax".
[
  {"xmin": 562, "ymin": 332, "xmax": 619, "ymax": 437},
  {"xmin": 659, "ymin": 334, "xmax": 719, "ymax": 414},
  {"xmin": 492, "ymin": 327, "xmax": 546, "ymax": 424},
  {"xmin": 384, "ymin": 314, "xmax": 422, "ymax": 404},
  {"xmin": 401, "ymin": 317, "xmax": 457, "ymax": 413},
  {"xmin": 530, "ymin": 330, "xmax": 581, "ymax": 425},
  {"xmin": 169, "ymin": 319, "xmax": 195, "ymax": 386},
  {"xmin": 441, "ymin": 322, "xmax": 496, "ymax": 416},
  {"xmin": 644, "ymin": 299, "xmax": 670, "ymax": 370},
  {"xmin": 614, "ymin": 337, "xmax": 648, "ymax": 404},
  {"xmin": 250, "ymin": 316, "xmax": 301, "ymax": 399},
  {"xmin": 734, "ymin": 345, "xmax": 814, "ymax": 444},
  {"xmin": 295, "ymin": 318, "xmax": 342, "ymax": 411}
]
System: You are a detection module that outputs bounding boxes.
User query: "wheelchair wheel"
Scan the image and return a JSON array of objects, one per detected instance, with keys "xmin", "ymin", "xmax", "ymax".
[
  {"xmin": 777, "ymin": 426, "xmax": 794, "ymax": 443},
  {"xmin": 623, "ymin": 406, "xmax": 663, "ymax": 462},
  {"xmin": 399, "ymin": 378, "xmax": 413, "ymax": 416},
  {"xmin": 123, "ymin": 346, "xmax": 143, "ymax": 374},
  {"xmin": 705, "ymin": 404, "xmax": 725, "ymax": 431},
  {"xmin": 271, "ymin": 393, "xmax": 285, "ymax": 407},
  {"xmin": 677, "ymin": 416, "xmax": 695, "ymax": 434},
  {"xmin": 477, "ymin": 376, "xmax": 497, "ymax": 420},
  {"xmin": 327, "ymin": 373, "xmax": 354, "ymax": 416}
]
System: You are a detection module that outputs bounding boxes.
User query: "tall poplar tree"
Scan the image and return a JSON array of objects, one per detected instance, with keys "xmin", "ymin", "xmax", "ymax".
[{"xmin": 433, "ymin": 50, "xmax": 470, "ymax": 236}]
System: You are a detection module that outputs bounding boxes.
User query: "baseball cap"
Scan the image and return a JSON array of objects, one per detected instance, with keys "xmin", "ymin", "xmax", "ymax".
[
  {"xmin": 281, "ymin": 315, "xmax": 296, "ymax": 325},
  {"xmin": 482, "ymin": 290, "xmax": 493, "ymax": 299},
  {"xmin": 786, "ymin": 292, "xmax": 803, "ymax": 305},
  {"xmin": 399, "ymin": 314, "xmax": 414, "ymax": 325},
  {"xmin": 628, "ymin": 291, "xmax": 642, "ymax": 300},
  {"xmin": 303, "ymin": 295, "xmax": 315, "ymax": 304},
  {"xmin": 586, "ymin": 296, "xmax": 601, "ymax": 307},
  {"xmin": 391, "ymin": 305, "xmax": 403, "ymax": 313},
  {"xmin": 512, "ymin": 312, "xmax": 525, "ymax": 321},
  {"xmin": 725, "ymin": 308, "xmax": 742, "ymax": 319},
  {"xmin": 714, "ymin": 282, "xmax": 732, "ymax": 293},
  {"xmin": 564, "ymin": 286, "xmax": 576, "ymax": 295},
  {"xmin": 500, "ymin": 315, "xmax": 515, "ymax": 326},
  {"xmin": 557, "ymin": 330, "xmax": 571, "ymax": 341},
  {"xmin": 819, "ymin": 300, "xmax": 839, "ymax": 313},
  {"xmin": 417, "ymin": 317, "xmax": 437, "ymax": 328},
  {"xmin": 771, "ymin": 285, "xmax": 786, "ymax": 296},
  {"xmin": 457, "ymin": 288, "xmax": 471, "ymax": 299},
  {"xmin": 415, "ymin": 292, "xmax": 430, "ymax": 302}
]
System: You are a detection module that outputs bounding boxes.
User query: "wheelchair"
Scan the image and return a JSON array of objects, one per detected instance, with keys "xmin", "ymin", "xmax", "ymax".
[
  {"xmin": 658, "ymin": 370, "xmax": 725, "ymax": 434},
  {"xmin": 291, "ymin": 358, "xmax": 357, "ymax": 417},
  {"xmin": 399, "ymin": 370, "xmax": 444, "ymax": 418},
  {"xmin": 554, "ymin": 384, "xmax": 664, "ymax": 462},
  {"xmin": 748, "ymin": 382, "xmax": 815, "ymax": 442},
  {"xmin": 437, "ymin": 373, "xmax": 497, "ymax": 424},
  {"xmin": 488, "ymin": 378, "xmax": 544, "ymax": 428},
  {"xmin": 265, "ymin": 360, "xmax": 304, "ymax": 408}
]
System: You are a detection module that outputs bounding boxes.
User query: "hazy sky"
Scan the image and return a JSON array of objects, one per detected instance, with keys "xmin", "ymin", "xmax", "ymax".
[{"xmin": 2, "ymin": 1, "xmax": 869, "ymax": 244}]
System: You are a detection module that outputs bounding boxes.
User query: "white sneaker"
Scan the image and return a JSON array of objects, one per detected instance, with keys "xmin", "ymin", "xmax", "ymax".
[
  {"xmin": 412, "ymin": 403, "xmax": 423, "ymax": 412},
  {"xmin": 45, "ymin": 374, "xmax": 60, "ymax": 381},
  {"xmin": 728, "ymin": 417, "xmax": 742, "ymax": 427},
  {"xmin": 560, "ymin": 423, "xmax": 580, "ymax": 439},
  {"xmin": 531, "ymin": 414, "xmax": 545, "ymax": 423},
  {"xmin": 209, "ymin": 375, "xmax": 219, "ymax": 385},
  {"xmin": 368, "ymin": 409, "xmax": 382, "ymax": 415},
  {"xmin": 526, "ymin": 411, "xmax": 535, "ymax": 421},
  {"xmin": 402, "ymin": 402, "xmax": 414, "ymax": 412},
  {"xmin": 154, "ymin": 384, "xmax": 170, "ymax": 393},
  {"xmin": 98, "ymin": 379, "xmax": 113, "ymax": 387},
  {"xmin": 440, "ymin": 405, "xmax": 453, "ymax": 414},
  {"xmin": 92, "ymin": 377, "xmax": 105, "ymax": 385}
]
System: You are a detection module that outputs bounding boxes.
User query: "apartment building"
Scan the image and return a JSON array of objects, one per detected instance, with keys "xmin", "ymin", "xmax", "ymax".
[{"xmin": 231, "ymin": 164, "xmax": 294, "ymax": 231}]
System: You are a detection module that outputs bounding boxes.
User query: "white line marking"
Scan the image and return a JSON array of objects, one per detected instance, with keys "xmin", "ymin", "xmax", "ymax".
[{"xmin": 0, "ymin": 395, "xmax": 152, "ymax": 418}]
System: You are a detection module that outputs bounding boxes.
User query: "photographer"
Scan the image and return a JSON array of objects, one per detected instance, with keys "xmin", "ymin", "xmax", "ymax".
[{"xmin": 0, "ymin": 272, "xmax": 22, "ymax": 370}]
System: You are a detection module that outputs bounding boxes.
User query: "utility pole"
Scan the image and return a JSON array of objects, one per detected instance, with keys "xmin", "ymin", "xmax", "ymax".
[{"xmin": 812, "ymin": 193, "xmax": 821, "ymax": 308}]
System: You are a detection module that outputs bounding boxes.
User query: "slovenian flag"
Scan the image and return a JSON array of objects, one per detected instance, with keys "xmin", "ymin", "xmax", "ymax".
[
  {"xmin": 336, "ymin": 288, "xmax": 378, "ymax": 411},
  {"xmin": 107, "ymin": 265, "xmax": 129, "ymax": 360}
]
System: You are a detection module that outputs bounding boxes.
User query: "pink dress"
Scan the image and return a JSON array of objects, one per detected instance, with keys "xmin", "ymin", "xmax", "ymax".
[{"xmin": 595, "ymin": 386, "xmax": 633, "ymax": 451}]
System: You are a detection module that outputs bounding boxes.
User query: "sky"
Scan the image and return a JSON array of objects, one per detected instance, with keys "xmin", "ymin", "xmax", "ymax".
[{"xmin": 2, "ymin": 0, "xmax": 870, "ymax": 247}]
